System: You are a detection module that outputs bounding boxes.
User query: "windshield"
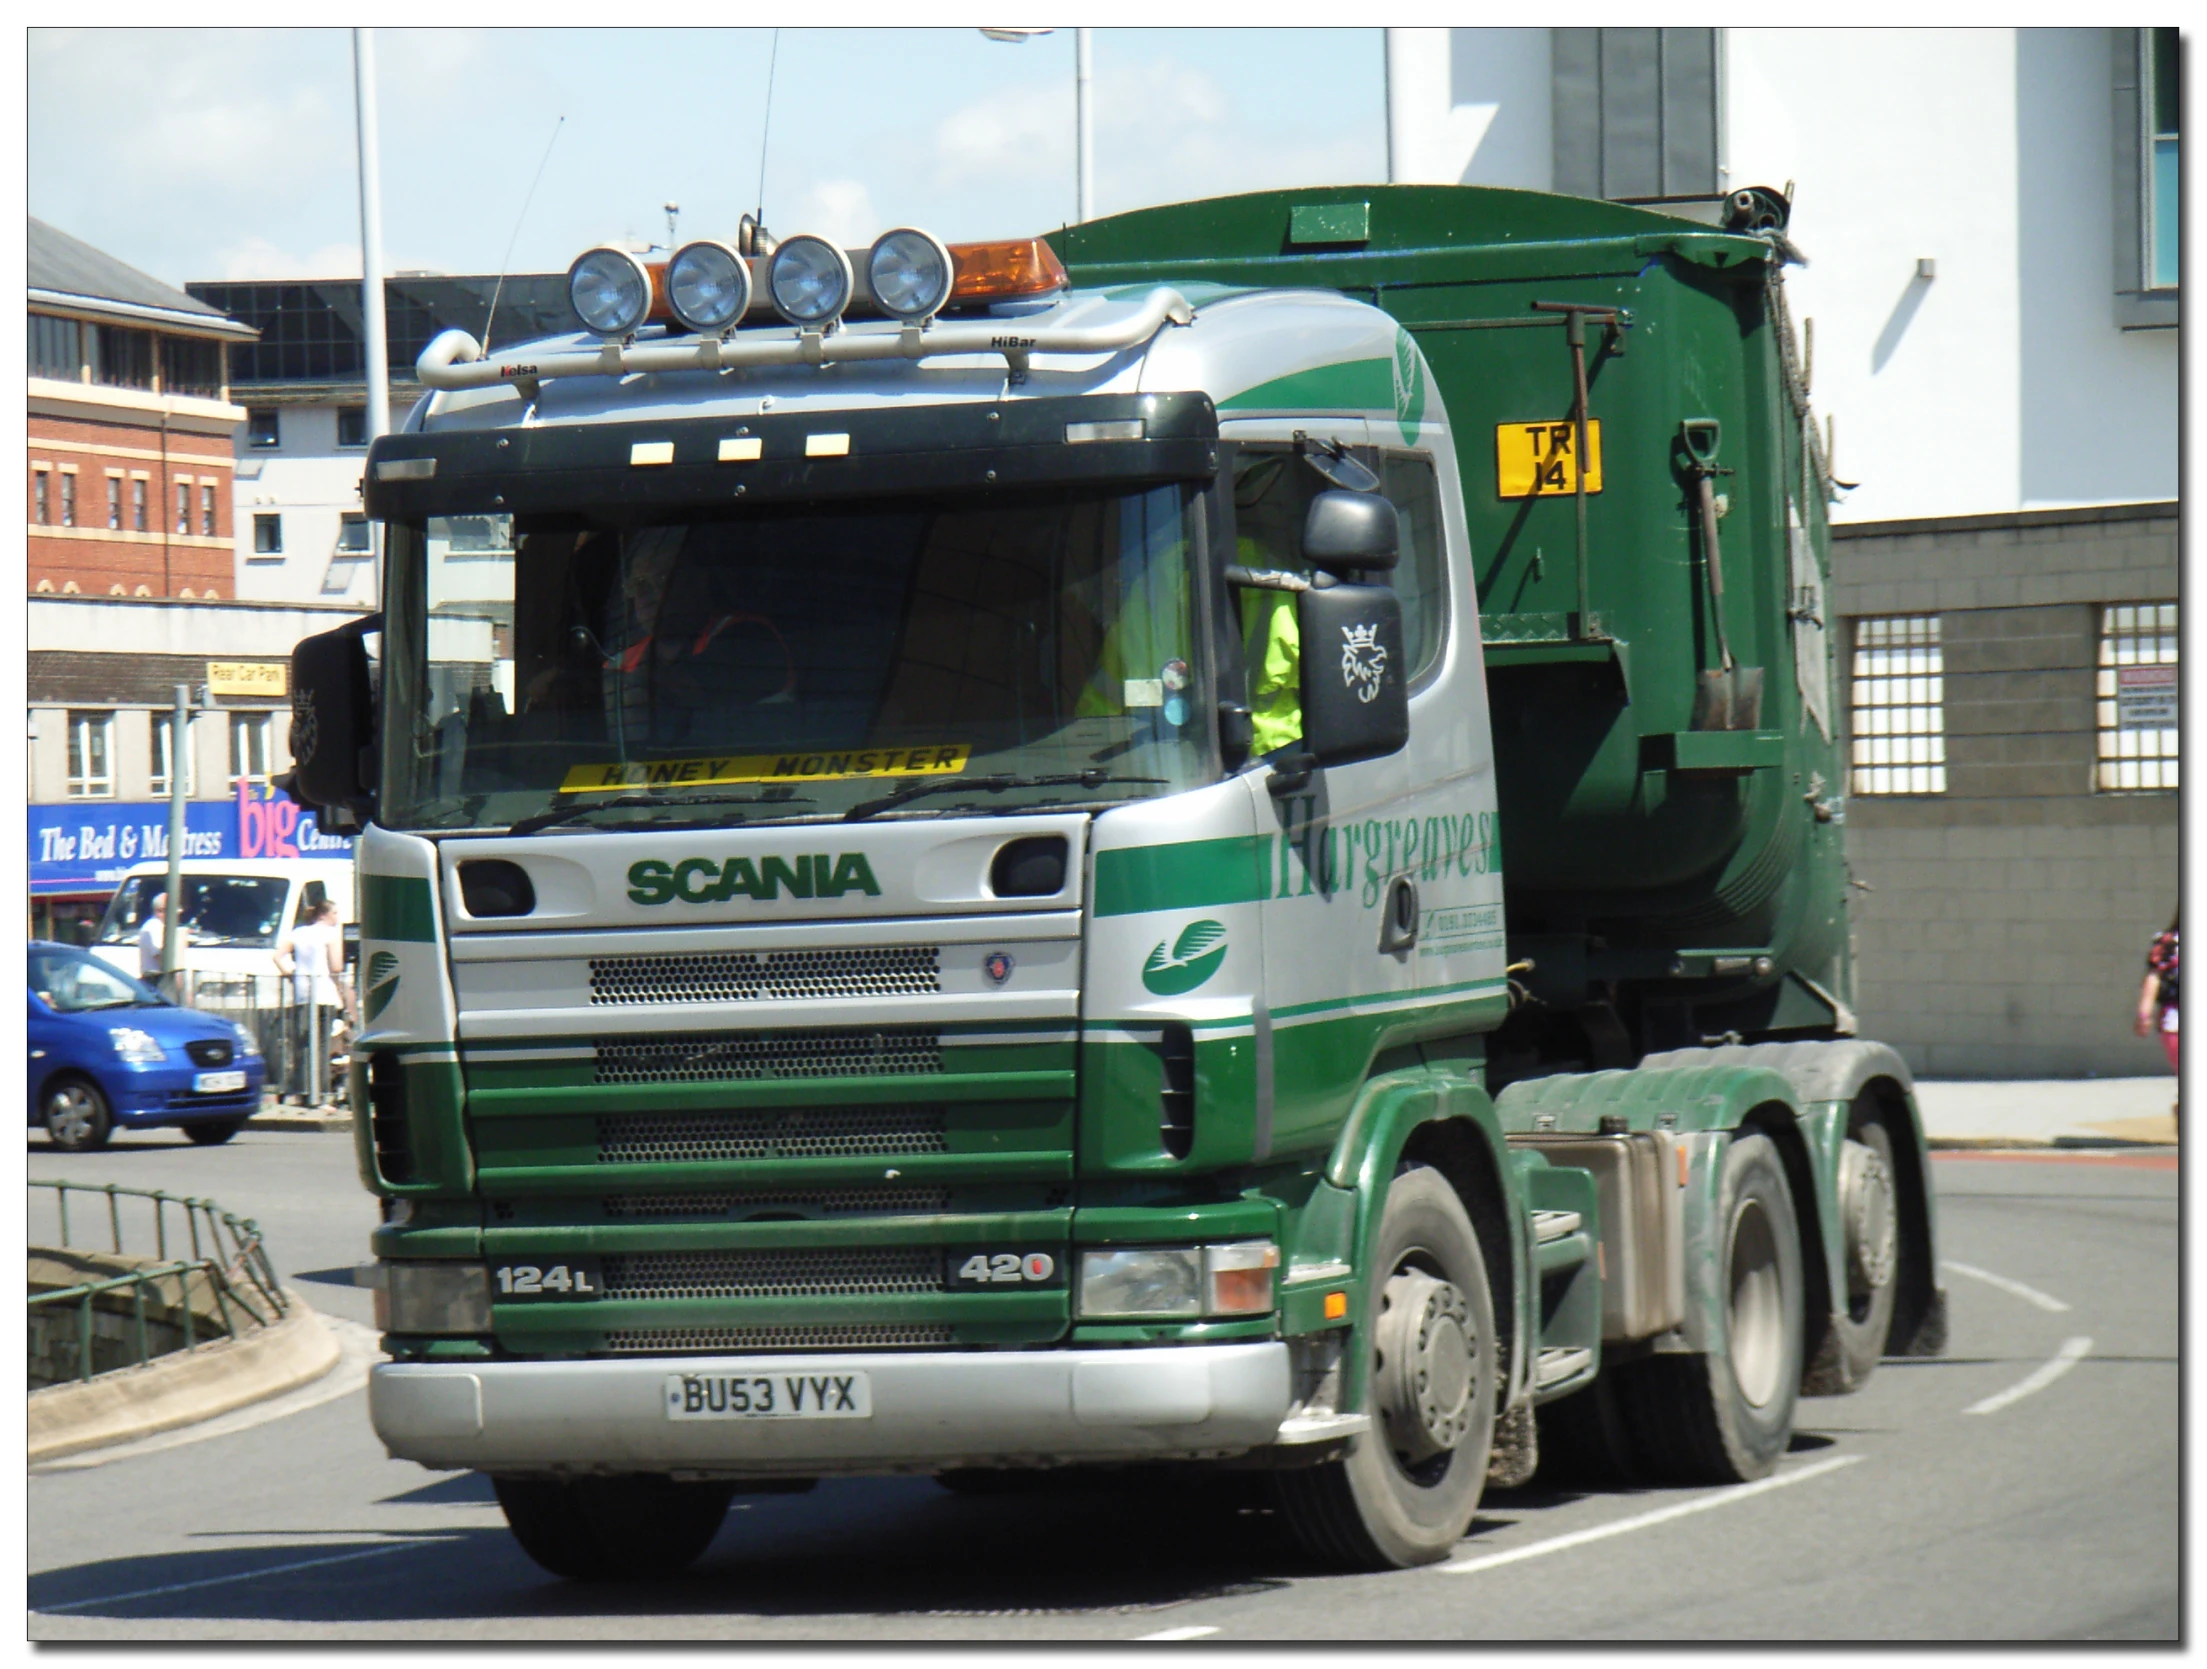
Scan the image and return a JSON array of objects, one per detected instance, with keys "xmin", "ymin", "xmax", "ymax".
[
  {"xmin": 30, "ymin": 947, "xmax": 163, "ymax": 1012},
  {"xmin": 380, "ymin": 485, "xmax": 1214, "ymax": 830},
  {"xmin": 96, "ymin": 875, "xmax": 294, "ymax": 948}
]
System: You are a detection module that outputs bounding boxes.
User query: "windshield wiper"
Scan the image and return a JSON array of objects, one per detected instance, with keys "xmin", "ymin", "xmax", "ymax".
[
  {"xmin": 843, "ymin": 769, "xmax": 1164, "ymax": 823},
  {"xmin": 506, "ymin": 790, "xmax": 812, "ymax": 838}
]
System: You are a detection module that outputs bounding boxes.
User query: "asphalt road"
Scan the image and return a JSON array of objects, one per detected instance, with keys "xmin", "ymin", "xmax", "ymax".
[{"xmin": 28, "ymin": 1130, "xmax": 2179, "ymax": 1642}]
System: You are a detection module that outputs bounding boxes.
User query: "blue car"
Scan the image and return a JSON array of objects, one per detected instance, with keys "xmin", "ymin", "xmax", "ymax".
[{"xmin": 27, "ymin": 941, "xmax": 266, "ymax": 1152}]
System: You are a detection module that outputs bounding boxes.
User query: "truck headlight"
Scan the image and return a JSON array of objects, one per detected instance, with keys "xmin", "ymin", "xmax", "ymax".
[
  {"xmin": 569, "ymin": 246, "xmax": 654, "ymax": 337},
  {"xmin": 767, "ymin": 234, "xmax": 853, "ymax": 326},
  {"xmin": 1078, "ymin": 1248, "xmax": 1201, "ymax": 1318},
  {"xmin": 867, "ymin": 227, "xmax": 953, "ymax": 322},
  {"xmin": 1076, "ymin": 1241, "xmax": 1281, "ymax": 1319},
  {"xmin": 367, "ymin": 1262, "xmax": 493, "ymax": 1334},
  {"xmin": 108, "ymin": 1026, "xmax": 167, "ymax": 1065},
  {"xmin": 667, "ymin": 239, "xmax": 750, "ymax": 333}
]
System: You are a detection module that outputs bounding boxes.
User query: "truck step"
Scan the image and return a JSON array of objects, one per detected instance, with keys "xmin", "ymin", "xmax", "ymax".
[
  {"xmin": 1536, "ymin": 1346, "xmax": 1594, "ymax": 1388},
  {"xmin": 1532, "ymin": 1209, "xmax": 1584, "ymax": 1244}
]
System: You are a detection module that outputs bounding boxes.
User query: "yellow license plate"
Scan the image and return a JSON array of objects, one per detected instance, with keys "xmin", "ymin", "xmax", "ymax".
[{"xmin": 1496, "ymin": 419, "xmax": 1603, "ymax": 498}]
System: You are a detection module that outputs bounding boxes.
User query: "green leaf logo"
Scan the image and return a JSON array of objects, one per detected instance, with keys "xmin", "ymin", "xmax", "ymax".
[
  {"xmin": 1141, "ymin": 919, "xmax": 1229, "ymax": 996},
  {"xmin": 364, "ymin": 951, "xmax": 402, "ymax": 1022}
]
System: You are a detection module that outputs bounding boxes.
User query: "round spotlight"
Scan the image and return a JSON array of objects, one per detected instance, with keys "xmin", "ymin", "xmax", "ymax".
[
  {"xmin": 666, "ymin": 240, "xmax": 751, "ymax": 333},
  {"xmin": 868, "ymin": 227, "xmax": 954, "ymax": 322},
  {"xmin": 767, "ymin": 234, "xmax": 854, "ymax": 327},
  {"xmin": 568, "ymin": 246, "xmax": 653, "ymax": 337}
]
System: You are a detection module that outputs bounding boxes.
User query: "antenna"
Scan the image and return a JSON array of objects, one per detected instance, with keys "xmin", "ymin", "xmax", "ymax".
[
  {"xmin": 664, "ymin": 202, "xmax": 680, "ymax": 245},
  {"xmin": 483, "ymin": 112, "xmax": 565, "ymax": 354},
  {"xmin": 755, "ymin": 28, "xmax": 781, "ymax": 229}
]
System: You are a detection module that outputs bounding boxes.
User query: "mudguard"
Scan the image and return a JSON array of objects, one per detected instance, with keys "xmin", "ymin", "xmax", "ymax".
[
  {"xmin": 1640, "ymin": 1041, "xmax": 1945, "ymax": 1359},
  {"xmin": 1316, "ymin": 1068, "xmax": 1529, "ymax": 1415}
]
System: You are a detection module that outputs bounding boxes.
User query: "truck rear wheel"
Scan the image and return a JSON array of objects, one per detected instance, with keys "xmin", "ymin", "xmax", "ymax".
[
  {"xmin": 1616, "ymin": 1132, "xmax": 1802, "ymax": 1484},
  {"xmin": 1803, "ymin": 1113, "xmax": 1900, "ymax": 1395},
  {"xmin": 491, "ymin": 1473, "xmax": 735, "ymax": 1580},
  {"xmin": 1273, "ymin": 1167, "xmax": 1496, "ymax": 1570}
]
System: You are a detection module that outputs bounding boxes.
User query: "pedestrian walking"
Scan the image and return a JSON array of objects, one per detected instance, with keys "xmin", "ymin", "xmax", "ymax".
[
  {"xmin": 2136, "ymin": 910, "xmax": 2178, "ymax": 1109},
  {"xmin": 275, "ymin": 899, "xmax": 355, "ymax": 1104}
]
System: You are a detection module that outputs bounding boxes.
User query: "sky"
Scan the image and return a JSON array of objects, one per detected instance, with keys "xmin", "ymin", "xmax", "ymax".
[{"xmin": 28, "ymin": 27, "xmax": 1389, "ymax": 291}]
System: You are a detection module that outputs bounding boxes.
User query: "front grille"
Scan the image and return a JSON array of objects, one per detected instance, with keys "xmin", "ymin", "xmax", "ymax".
[
  {"xmin": 602, "ymin": 1247, "xmax": 944, "ymax": 1300},
  {"xmin": 184, "ymin": 1039, "xmax": 234, "ymax": 1068},
  {"xmin": 599, "ymin": 1323, "xmax": 955, "ymax": 1354},
  {"xmin": 589, "ymin": 946, "xmax": 940, "ymax": 1006},
  {"xmin": 597, "ymin": 1108, "xmax": 948, "ymax": 1164},
  {"xmin": 594, "ymin": 1028, "xmax": 941, "ymax": 1084},
  {"xmin": 603, "ymin": 1185, "xmax": 952, "ymax": 1219}
]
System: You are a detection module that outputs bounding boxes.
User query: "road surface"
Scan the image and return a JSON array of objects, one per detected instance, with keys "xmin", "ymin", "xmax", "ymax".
[{"xmin": 27, "ymin": 1130, "xmax": 2178, "ymax": 1641}]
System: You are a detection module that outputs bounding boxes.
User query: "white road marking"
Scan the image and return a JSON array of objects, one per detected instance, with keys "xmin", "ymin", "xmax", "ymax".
[
  {"xmin": 1941, "ymin": 1260, "xmax": 2071, "ymax": 1314},
  {"xmin": 1437, "ymin": 1454, "xmax": 1863, "ymax": 1575},
  {"xmin": 32, "ymin": 1316, "xmax": 382, "ymax": 1474},
  {"xmin": 1136, "ymin": 1625, "xmax": 1221, "ymax": 1641},
  {"xmin": 1964, "ymin": 1336, "xmax": 2094, "ymax": 1416},
  {"xmin": 38, "ymin": 1538, "xmax": 441, "ymax": 1614}
]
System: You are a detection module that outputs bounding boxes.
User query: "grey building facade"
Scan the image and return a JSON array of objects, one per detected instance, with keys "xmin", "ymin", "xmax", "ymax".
[{"xmin": 1834, "ymin": 502, "xmax": 2179, "ymax": 1077}]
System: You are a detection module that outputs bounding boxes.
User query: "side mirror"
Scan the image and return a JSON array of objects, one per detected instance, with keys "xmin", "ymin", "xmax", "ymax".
[
  {"xmin": 1302, "ymin": 489, "xmax": 1399, "ymax": 576},
  {"xmin": 283, "ymin": 615, "xmax": 380, "ymax": 831},
  {"xmin": 1297, "ymin": 581, "xmax": 1409, "ymax": 770}
]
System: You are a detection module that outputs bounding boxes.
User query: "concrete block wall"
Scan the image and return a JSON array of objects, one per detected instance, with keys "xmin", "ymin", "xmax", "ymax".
[{"xmin": 1832, "ymin": 502, "xmax": 2178, "ymax": 1078}]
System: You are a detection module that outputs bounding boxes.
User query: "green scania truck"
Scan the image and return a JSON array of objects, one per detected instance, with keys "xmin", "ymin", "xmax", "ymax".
[{"xmin": 288, "ymin": 184, "xmax": 1944, "ymax": 1579}]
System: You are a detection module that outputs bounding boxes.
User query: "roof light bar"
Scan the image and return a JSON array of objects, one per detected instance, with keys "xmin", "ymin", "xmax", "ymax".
[{"xmin": 415, "ymin": 285, "xmax": 1196, "ymax": 395}]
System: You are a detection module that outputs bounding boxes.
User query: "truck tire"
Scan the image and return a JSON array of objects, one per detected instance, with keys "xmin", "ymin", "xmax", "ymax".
[
  {"xmin": 491, "ymin": 1473, "xmax": 735, "ymax": 1580},
  {"xmin": 1802, "ymin": 1112, "xmax": 1900, "ymax": 1396},
  {"xmin": 1614, "ymin": 1132, "xmax": 1802, "ymax": 1484},
  {"xmin": 1273, "ymin": 1166, "xmax": 1497, "ymax": 1569},
  {"xmin": 1534, "ymin": 1371, "xmax": 1643, "ymax": 1488}
]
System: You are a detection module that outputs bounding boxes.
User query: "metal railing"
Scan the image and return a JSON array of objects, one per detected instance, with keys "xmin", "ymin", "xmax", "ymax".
[
  {"xmin": 28, "ymin": 1182, "xmax": 291, "ymax": 1386},
  {"xmin": 184, "ymin": 975, "xmax": 352, "ymax": 1105}
]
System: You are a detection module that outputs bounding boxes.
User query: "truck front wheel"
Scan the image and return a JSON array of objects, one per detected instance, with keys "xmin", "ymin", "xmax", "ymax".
[
  {"xmin": 491, "ymin": 1473, "xmax": 735, "ymax": 1580},
  {"xmin": 1617, "ymin": 1131, "xmax": 1803, "ymax": 1483},
  {"xmin": 1274, "ymin": 1166, "xmax": 1497, "ymax": 1570}
]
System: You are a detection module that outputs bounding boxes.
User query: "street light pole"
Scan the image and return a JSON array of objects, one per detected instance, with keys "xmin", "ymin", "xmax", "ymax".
[{"xmin": 160, "ymin": 684, "xmax": 189, "ymax": 1002}]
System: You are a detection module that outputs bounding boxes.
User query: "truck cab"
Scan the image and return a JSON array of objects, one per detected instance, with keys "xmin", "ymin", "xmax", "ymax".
[{"xmin": 293, "ymin": 196, "xmax": 1940, "ymax": 1580}]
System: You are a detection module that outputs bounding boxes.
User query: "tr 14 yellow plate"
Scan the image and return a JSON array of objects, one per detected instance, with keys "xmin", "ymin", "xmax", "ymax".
[{"xmin": 1496, "ymin": 419, "xmax": 1603, "ymax": 498}]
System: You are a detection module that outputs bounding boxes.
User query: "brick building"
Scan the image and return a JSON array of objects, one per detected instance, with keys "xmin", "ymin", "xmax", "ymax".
[{"xmin": 28, "ymin": 217, "xmax": 258, "ymax": 600}]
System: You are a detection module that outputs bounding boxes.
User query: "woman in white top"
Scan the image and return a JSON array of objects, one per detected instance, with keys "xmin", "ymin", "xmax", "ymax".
[{"xmin": 276, "ymin": 900, "xmax": 355, "ymax": 1020}]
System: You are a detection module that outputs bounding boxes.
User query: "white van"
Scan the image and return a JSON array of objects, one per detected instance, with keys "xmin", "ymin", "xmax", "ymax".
[{"xmin": 88, "ymin": 858, "xmax": 356, "ymax": 998}]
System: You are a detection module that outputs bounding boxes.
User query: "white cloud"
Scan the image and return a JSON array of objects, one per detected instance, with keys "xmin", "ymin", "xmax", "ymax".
[
  {"xmin": 213, "ymin": 237, "xmax": 366, "ymax": 280},
  {"xmin": 935, "ymin": 81, "xmax": 1075, "ymax": 188},
  {"xmin": 790, "ymin": 179, "xmax": 882, "ymax": 249}
]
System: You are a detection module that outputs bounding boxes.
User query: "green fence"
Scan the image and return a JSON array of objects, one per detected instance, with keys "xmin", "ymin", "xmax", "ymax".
[{"xmin": 28, "ymin": 1182, "xmax": 290, "ymax": 1387}]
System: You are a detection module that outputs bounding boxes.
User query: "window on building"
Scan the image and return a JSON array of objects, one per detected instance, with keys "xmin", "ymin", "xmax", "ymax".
[
  {"xmin": 33, "ymin": 468, "xmax": 50, "ymax": 525},
  {"xmin": 94, "ymin": 325, "xmax": 155, "ymax": 391},
  {"xmin": 2148, "ymin": 28, "xmax": 2179, "ymax": 291},
  {"xmin": 60, "ymin": 472, "xmax": 76, "ymax": 528},
  {"xmin": 337, "ymin": 407, "xmax": 368, "ymax": 448},
  {"xmin": 200, "ymin": 484, "xmax": 217, "ymax": 538},
  {"xmin": 150, "ymin": 712, "xmax": 196, "ymax": 798},
  {"xmin": 159, "ymin": 335, "xmax": 227, "ymax": 400},
  {"xmin": 336, "ymin": 513, "xmax": 373, "ymax": 553},
  {"xmin": 131, "ymin": 477, "xmax": 148, "ymax": 533},
  {"xmin": 1551, "ymin": 28, "xmax": 1720, "ymax": 202},
  {"xmin": 105, "ymin": 475, "xmax": 122, "ymax": 531},
  {"xmin": 176, "ymin": 481, "xmax": 192, "ymax": 534},
  {"xmin": 30, "ymin": 313, "xmax": 83, "ymax": 380},
  {"xmin": 66, "ymin": 711, "xmax": 115, "ymax": 799},
  {"xmin": 1848, "ymin": 615, "xmax": 1945, "ymax": 795},
  {"xmin": 247, "ymin": 408, "xmax": 281, "ymax": 450},
  {"xmin": 230, "ymin": 712, "xmax": 273, "ymax": 791},
  {"xmin": 253, "ymin": 513, "xmax": 283, "ymax": 556},
  {"xmin": 2096, "ymin": 602, "xmax": 2178, "ymax": 792}
]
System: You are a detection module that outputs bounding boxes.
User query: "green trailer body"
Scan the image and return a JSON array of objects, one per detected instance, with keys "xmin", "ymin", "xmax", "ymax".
[
  {"xmin": 284, "ymin": 185, "xmax": 1942, "ymax": 1580},
  {"xmin": 1057, "ymin": 186, "xmax": 1853, "ymax": 1065}
]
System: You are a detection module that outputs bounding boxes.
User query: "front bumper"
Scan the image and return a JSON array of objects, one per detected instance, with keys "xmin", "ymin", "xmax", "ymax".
[
  {"xmin": 370, "ymin": 1343, "xmax": 1291, "ymax": 1475},
  {"xmin": 112, "ymin": 1063, "xmax": 265, "ymax": 1124}
]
